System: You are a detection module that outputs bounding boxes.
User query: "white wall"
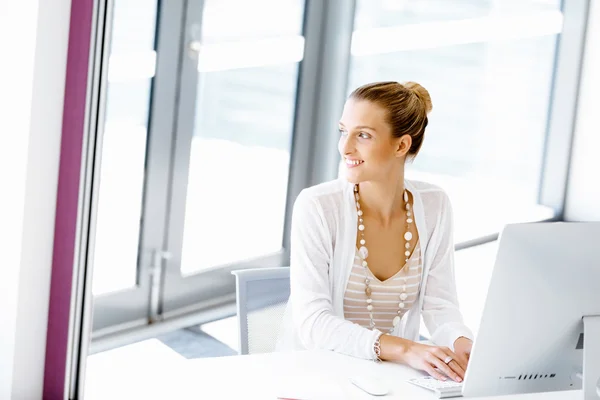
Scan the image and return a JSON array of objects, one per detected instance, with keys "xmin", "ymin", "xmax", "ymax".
[
  {"xmin": 0, "ymin": 2, "xmax": 40, "ymax": 398},
  {"xmin": 0, "ymin": 0, "xmax": 70, "ymax": 399},
  {"xmin": 565, "ymin": 0, "xmax": 600, "ymax": 222},
  {"xmin": 11, "ymin": 0, "xmax": 71, "ymax": 398}
]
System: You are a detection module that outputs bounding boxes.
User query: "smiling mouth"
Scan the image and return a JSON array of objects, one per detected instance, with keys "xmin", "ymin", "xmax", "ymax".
[{"xmin": 345, "ymin": 159, "xmax": 364, "ymax": 167}]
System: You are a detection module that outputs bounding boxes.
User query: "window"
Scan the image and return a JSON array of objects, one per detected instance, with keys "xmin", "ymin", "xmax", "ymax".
[
  {"xmin": 347, "ymin": 0, "xmax": 561, "ymax": 243},
  {"xmin": 178, "ymin": 0, "xmax": 305, "ymax": 274},
  {"xmin": 92, "ymin": 0, "xmax": 158, "ymax": 295}
]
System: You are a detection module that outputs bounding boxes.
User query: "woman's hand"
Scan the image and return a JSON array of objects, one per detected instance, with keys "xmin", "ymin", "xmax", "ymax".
[
  {"xmin": 453, "ymin": 337, "xmax": 473, "ymax": 368},
  {"xmin": 401, "ymin": 341, "xmax": 466, "ymax": 382},
  {"xmin": 380, "ymin": 335, "xmax": 465, "ymax": 382}
]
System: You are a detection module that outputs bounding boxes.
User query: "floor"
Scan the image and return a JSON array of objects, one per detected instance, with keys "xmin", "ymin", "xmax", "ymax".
[
  {"xmin": 154, "ymin": 316, "xmax": 239, "ymax": 359},
  {"xmin": 155, "ymin": 327, "xmax": 237, "ymax": 359}
]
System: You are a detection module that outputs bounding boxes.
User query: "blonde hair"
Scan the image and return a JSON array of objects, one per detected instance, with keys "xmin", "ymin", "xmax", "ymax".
[{"xmin": 349, "ymin": 81, "xmax": 432, "ymax": 158}]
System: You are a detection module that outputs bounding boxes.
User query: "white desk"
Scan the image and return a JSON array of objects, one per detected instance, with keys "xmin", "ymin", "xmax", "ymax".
[{"xmin": 85, "ymin": 343, "xmax": 581, "ymax": 399}]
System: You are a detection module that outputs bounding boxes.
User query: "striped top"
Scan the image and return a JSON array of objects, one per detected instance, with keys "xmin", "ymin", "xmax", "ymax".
[{"xmin": 343, "ymin": 241, "xmax": 423, "ymax": 332}]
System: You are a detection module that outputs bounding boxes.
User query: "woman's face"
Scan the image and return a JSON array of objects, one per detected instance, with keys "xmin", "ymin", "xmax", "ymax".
[{"xmin": 338, "ymin": 99, "xmax": 408, "ymax": 184}]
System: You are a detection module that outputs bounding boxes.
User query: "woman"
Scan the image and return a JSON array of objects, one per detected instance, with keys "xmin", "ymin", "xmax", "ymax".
[{"xmin": 277, "ymin": 81, "xmax": 474, "ymax": 383}]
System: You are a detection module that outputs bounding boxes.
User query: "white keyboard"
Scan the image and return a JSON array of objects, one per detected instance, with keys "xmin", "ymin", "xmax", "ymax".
[{"xmin": 407, "ymin": 376, "xmax": 463, "ymax": 398}]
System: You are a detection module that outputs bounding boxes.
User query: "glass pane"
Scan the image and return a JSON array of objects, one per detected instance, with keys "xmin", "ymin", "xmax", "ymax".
[
  {"xmin": 92, "ymin": 0, "xmax": 158, "ymax": 295},
  {"xmin": 354, "ymin": 0, "xmax": 561, "ymax": 30},
  {"xmin": 454, "ymin": 241, "xmax": 499, "ymax": 336},
  {"xmin": 420, "ymin": 240, "xmax": 499, "ymax": 339},
  {"xmin": 180, "ymin": 0, "xmax": 304, "ymax": 275},
  {"xmin": 346, "ymin": 0, "xmax": 561, "ymax": 243}
]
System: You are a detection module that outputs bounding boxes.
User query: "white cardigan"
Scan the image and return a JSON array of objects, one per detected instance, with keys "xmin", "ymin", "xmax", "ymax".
[{"xmin": 277, "ymin": 178, "xmax": 474, "ymax": 360}]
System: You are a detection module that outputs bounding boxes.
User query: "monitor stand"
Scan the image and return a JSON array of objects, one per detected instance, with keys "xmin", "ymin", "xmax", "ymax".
[{"xmin": 583, "ymin": 315, "xmax": 600, "ymax": 400}]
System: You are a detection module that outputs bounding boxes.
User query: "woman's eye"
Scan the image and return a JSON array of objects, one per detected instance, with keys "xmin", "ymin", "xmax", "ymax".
[
  {"xmin": 339, "ymin": 129, "xmax": 347, "ymax": 136},
  {"xmin": 359, "ymin": 132, "xmax": 371, "ymax": 139}
]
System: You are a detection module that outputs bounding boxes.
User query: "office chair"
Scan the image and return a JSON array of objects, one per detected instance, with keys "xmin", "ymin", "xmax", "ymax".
[{"xmin": 231, "ymin": 267, "xmax": 290, "ymax": 355}]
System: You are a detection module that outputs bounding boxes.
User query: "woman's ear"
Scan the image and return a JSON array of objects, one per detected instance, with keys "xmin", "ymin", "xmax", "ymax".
[{"xmin": 395, "ymin": 134, "xmax": 412, "ymax": 158}]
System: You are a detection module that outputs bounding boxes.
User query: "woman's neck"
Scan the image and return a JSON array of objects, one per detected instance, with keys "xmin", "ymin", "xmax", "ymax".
[{"xmin": 357, "ymin": 175, "xmax": 406, "ymax": 227}]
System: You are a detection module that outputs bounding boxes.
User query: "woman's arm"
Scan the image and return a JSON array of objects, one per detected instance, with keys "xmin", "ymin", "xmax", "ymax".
[
  {"xmin": 289, "ymin": 190, "xmax": 381, "ymax": 359},
  {"xmin": 421, "ymin": 192, "xmax": 474, "ymax": 350}
]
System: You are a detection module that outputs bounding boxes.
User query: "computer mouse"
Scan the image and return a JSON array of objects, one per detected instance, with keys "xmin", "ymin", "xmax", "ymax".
[{"xmin": 349, "ymin": 376, "xmax": 389, "ymax": 396}]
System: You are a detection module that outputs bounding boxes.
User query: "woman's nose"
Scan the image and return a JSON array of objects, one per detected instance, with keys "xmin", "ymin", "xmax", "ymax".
[{"xmin": 341, "ymin": 135, "xmax": 355, "ymax": 154}]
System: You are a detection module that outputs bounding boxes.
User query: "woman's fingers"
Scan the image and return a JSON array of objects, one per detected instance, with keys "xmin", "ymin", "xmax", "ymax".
[
  {"xmin": 424, "ymin": 364, "xmax": 448, "ymax": 381},
  {"xmin": 439, "ymin": 347, "xmax": 467, "ymax": 371},
  {"xmin": 433, "ymin": 358, "xmax": 463, "ymax": 382},
  {"xmin": 447, "ymin": 360, "xmax": 465, "ymax": 380},
  {"xmin": 410, "ymin": 344, "xmax": 470, "ymax": 382},
  {"xmin": 437, "ymin": 348, "xmax": 466, "ymax": 378},
  {"xmin": 427, "ymin": 352, "xmax": 463, "ymax": 382}
]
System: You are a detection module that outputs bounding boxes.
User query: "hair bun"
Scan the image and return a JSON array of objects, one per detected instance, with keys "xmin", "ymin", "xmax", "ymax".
[{"xmin": 403, "ymin": 81, "xmax": 433, "ymax": 114}]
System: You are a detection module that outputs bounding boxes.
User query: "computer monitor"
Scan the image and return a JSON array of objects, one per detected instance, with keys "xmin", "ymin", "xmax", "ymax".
[{"xmin": 461, "ymin": 222, "xmax": 600, "ymax": 399}]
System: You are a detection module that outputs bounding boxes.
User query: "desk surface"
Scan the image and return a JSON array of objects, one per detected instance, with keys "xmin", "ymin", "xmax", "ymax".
[{"xmin": 85, "ymin": 341, "xmax": 580, "ymax": 399}]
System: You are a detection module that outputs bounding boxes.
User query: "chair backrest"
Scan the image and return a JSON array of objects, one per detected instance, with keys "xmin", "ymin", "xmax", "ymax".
[{"xmin": 231, "ymin": 267, "xmax": 290, "ymax": 355}]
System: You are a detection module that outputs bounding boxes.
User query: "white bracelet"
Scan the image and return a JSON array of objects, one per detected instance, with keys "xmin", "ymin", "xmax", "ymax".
[{"xmin": 373, "ymin": 333, "xmax": 384, "ymax": 363}]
